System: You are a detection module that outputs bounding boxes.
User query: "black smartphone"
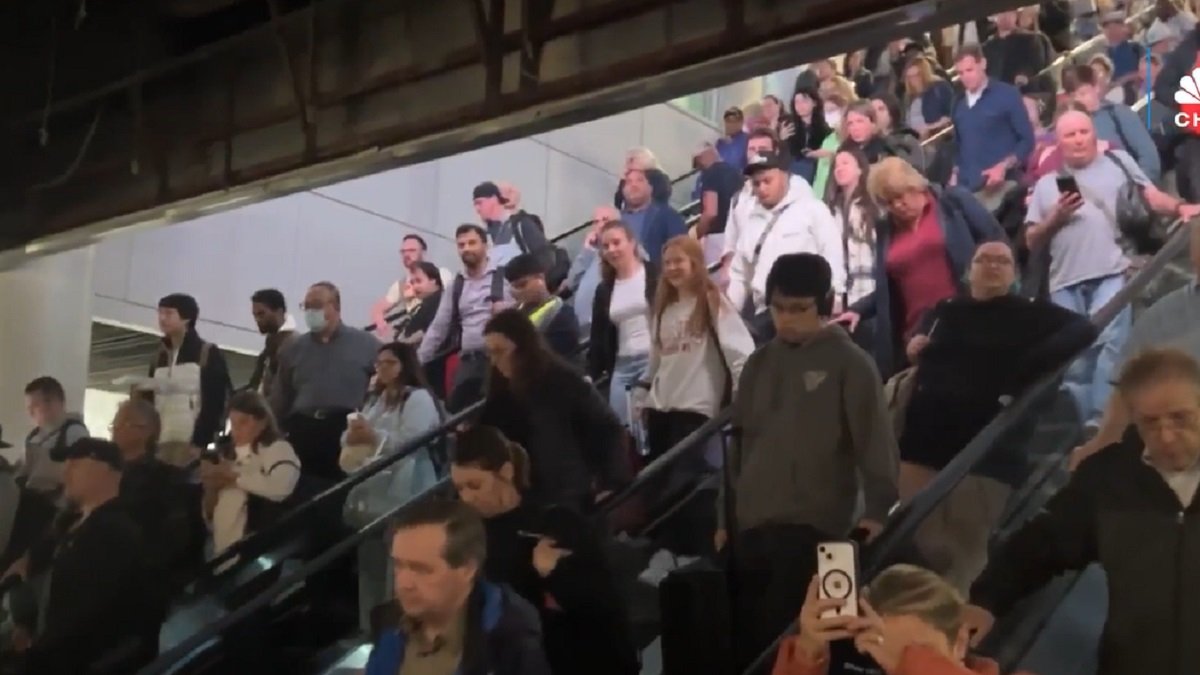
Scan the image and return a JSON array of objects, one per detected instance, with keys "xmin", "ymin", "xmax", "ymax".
[{"xmin": 1056, "ymin": 176, "xmax": 1080, "ymax": 196}]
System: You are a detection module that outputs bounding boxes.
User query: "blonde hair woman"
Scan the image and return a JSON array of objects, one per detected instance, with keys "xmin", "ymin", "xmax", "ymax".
[
  {"xmin": 834, "ymin": 158, "xmax": 1003, "ymax": 379},
  {"xmin": 901, "ymin": 56, "xmax": 954, "ymax": 138},
  {"xmin": 771, "ymin": 564, "xmax": 1000, "ymax": 675}
]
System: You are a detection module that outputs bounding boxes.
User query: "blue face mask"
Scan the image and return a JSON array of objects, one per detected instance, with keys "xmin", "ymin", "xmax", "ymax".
[{"xmin": 304, "ymin": 309, "xmax": 328, "ymax": 332}]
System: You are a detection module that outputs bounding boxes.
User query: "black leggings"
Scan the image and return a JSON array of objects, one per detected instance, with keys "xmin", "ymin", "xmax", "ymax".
[{"xmin": 645, "ymin": 409, "xmax": 716, "ymax": 557}]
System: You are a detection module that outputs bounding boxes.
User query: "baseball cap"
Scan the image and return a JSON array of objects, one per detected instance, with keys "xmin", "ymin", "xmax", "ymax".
[
  {"xmin": 472, "ymin": 181, "xmax": 505, "ymax": 203},
  {"xmin": 1100, "ymin": 11, "xmax": 1125, "ymax": 25},
  {"xmin": 50, "ymin": 437, "xmax": 123, "ymax": 470},
  {"xmin": 744, "ymin": 151, "xmax": 789, "ymax": 176},
  {"xmin": 693, "ymin": 140, "xmax": 716, "ymax": 157}
]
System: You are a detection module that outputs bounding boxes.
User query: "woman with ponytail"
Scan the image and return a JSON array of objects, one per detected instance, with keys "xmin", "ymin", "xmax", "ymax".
[{"xmin": 452, "ymin": 426, "xmax": 638, "ymax": 675}]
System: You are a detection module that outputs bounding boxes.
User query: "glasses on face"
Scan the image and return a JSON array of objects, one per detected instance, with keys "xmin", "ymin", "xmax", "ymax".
[
  {"xmin": 1137, "ymin": 409, "xmax": 1200, "ymax": 435},
  {"xmin": 972, "ymin": 255, "xmax": 1013, "ymax": 267},
  {"xmin": 108, "ymin": 422, "xmax": 146, "ymax": 433},
  {"xmin": 300, "ymin": 302, "xmax": 325, "ymax": 311}
]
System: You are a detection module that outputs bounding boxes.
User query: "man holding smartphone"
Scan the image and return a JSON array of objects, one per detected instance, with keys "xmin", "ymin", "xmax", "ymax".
[{"xmin": 1023, "ymin": 110, "xmax": 1200, "ymax": 433}]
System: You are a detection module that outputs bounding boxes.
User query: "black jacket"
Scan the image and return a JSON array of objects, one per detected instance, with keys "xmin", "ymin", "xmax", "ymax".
[
  {"xmin": 521, "ymin": 297, "xmax": 580, "ymax": 361},
  {"xmin": 971, "ymin": 439, "xmax": 1200, "ymax": 675},
  {"xmin": 901, "ymin": 294, "xmax": 1098, "ymax": 485},
  {"xmin": 483, "ymin": 502, "xmax": 639, "ymax": 675},
  {"xmin": 587, "ymin": 263, "xmax": 659, "ymax": 380},
  {"xmin": 120, "ymin": 456, "xmax": 206, "ymax": 590},
  {"xmin": 479, "ymin": 362, "xmax": 627, "ymax": 509},
  {"xmin": 148, "ymin": 329, "xmax": 233, "ymax": 447},
  {"xmin": 23, "ymin": 500, "xmax": 158, "ymax": 675}
]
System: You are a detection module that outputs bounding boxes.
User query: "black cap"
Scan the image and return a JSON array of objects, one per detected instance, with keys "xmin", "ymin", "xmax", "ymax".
[
  {"xmin": 472, "ymin": 181, "xmax": 505, "ymax": 203},
  {"xmin": 50, "ymin": 437, "xmax": 123, "ymax": 471},
  {"xmin": 0, "ymin": 424, "xmax": 11, "ymax": 449},
  {"xmin": 744, "ymin": 151, "xmax": 789, "ymax": 176}
]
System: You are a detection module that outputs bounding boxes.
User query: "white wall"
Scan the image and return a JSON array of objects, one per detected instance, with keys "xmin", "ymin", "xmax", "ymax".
[{"xmin": 90, "ymin": 103, "xmax": 717, "ymax": 353}]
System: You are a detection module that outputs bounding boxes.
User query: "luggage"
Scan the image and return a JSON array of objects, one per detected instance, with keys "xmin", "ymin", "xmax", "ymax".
[{"xmin": 658, "ymin": 558, "xmax": 735, "ymax": 675}]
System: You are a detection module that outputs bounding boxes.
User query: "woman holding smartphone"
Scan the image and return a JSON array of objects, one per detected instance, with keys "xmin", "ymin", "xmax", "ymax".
[
  {"xmin": 771, "ymin": 564, "xmax": 1004, "ymax": 675},
  {"xmin": 450, "ymin": 425, "xmax": 638, "ymax": 675}
]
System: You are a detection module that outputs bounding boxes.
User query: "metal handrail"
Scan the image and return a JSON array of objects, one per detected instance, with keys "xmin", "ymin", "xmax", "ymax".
[{"xmin": 739, "ymin": 216, "xmax": 1191, "ymax": 674}]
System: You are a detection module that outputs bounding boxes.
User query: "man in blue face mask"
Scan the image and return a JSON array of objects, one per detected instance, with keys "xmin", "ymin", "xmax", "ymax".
[{"xmin": 270, "ymin": 281, "xmax": 381, "ymax": 483}]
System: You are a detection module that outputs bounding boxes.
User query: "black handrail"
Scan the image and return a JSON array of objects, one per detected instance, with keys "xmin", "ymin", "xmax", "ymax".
[
  {"xmin": 199, "ymin": 399, "xmax": 485, "ymax": 575},
  {"xmin": 139, "ymin": 381, "xmax": 736, "ymax": 674},
  {"xmin": 738, "ymin": 217, "xmax": 1191, "ymax": 674}
]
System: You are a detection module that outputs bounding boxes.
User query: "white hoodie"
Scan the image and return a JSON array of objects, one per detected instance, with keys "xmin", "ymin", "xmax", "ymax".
[{"xmin": 726, "ymin": 181, "xmax": 845, "ymax": 315}]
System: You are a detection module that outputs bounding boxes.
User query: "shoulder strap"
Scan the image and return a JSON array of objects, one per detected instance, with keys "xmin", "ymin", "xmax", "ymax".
[
  {"xmin": 199, "ymin": 341, "xmax": 213, "ymax": 369},
  {"xmin": 510, "ymin": 216, "xmax": 527, "ymax": 253},
  {"xmin": 704, "ymin": 302, "xmax": 734, "ymax": 407},
  {"xmin": 750, "ymin": 203, "xmax": 793, "ymax": 270},
  {"xmin": 1104, "ymin": 107, "xmax": 1137, "ymax": 162},
  {"xmin": 490, "ymin": 268, "xmax": 505, "ymax": 300},
  {"xmin": 55, "ymin": 420, "xmax": 84, "ymax": 453}
]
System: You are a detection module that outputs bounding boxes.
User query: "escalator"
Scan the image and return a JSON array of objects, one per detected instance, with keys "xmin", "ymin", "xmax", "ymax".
[{"xmin": 141, "ymin": 8, "xmax": 1175, "ymax": 672}]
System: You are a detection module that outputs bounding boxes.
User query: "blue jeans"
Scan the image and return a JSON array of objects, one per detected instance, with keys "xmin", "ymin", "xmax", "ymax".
[
  {"xmin": 609, "ymin": 353, "xmax": 650, "ymax": 429},
  {"xmin": 1051, "ymin": 273, "xmax": 1131, "ymax": 427}
]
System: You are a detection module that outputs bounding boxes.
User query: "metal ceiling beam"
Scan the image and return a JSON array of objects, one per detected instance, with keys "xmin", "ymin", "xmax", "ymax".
[{"xmin": 0, "ymin": 0, "xmax": 1028, "ymax": 268}]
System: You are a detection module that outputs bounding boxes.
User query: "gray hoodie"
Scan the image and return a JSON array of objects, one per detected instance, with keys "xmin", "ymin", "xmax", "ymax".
[{"xmin": 720, "ymin": 326, "xmax": 898, "ymax": 536}]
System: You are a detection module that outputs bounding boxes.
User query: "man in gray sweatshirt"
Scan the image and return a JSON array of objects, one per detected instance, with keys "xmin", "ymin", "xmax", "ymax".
[{"xmin": 716, "ymin": 252, "xmax": 898, "ymax": 669}]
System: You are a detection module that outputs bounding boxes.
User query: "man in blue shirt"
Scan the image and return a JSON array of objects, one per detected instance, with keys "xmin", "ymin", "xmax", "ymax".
[
  {"xmin": 950, "ymin": 44, "xmax": 1035, "ymax": 201},
  {"xmin": 716, "ymin": 107, "xmax": 749, "ymax": 170},
  {"xmin": 1102, "ymin": 11, "xmax": 1142, "ymax": 81}
]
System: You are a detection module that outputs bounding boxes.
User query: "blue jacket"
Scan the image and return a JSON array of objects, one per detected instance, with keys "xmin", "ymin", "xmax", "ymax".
[
  {"xmin": 636, "ymin": 201, "xmax": 688, "ymax": 266},
  {"xmin": 850, "ymin": 186, "xmax": 1005, "ymax": 379},
  {"xmin": 918, "ymin": 79, "xmax": 955, "ymax": 125},
  {"xmin": 950, "ymin": 80, "xmax": 1035, "ymax": 192},
  {"xmin": 365, "ymin": 582, "xmax": 551, "ymax": 675}
]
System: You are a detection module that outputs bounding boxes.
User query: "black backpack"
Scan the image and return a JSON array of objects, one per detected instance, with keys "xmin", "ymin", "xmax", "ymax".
[
  {"xmin": 24, "ymin": 418, "xmax": 87, "ymax": 462},
  {"xmin": 511, "ymin": 212, "xmax": 571, "ymax": 290}
]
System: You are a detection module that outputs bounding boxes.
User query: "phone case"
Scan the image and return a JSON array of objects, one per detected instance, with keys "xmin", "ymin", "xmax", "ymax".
[{"xmin": 816, "ymin": 541, "xmax": 860, "ymax": 619}]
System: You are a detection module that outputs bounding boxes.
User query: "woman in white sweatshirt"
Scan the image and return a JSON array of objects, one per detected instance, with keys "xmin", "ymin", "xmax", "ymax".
[
  {"xmin": 203, "ymin": 391, "xmax": 300, "ymax": 559},
  {"xmin": 634, "ymin": 235, "xmax": 754, "ymax": 558}
]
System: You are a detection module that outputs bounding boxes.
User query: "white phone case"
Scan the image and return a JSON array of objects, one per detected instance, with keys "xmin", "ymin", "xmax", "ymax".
[{"xmin": 816, "ymin": 541, "xmax": 860, "ymax": 619}]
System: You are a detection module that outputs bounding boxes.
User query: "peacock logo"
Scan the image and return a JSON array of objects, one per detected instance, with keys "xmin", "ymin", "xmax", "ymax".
[{"xmin": 1175, "ymin": 67, "xmax": 1200, "ymax": 134}]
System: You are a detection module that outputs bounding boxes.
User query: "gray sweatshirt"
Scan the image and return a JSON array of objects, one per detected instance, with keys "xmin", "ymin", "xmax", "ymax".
[{"xmin": 720, "ymin": 326, "xmax": 899, "ymax": 536}]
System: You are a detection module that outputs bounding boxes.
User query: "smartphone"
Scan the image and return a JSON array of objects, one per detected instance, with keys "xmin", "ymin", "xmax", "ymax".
[
  {"xmin": 1056, "ymin": 175, "xmax": 1080, "ymax": 196},
  {"xmin": 816, "ymin": 541, "xmax": 860, "ymax": 619}
]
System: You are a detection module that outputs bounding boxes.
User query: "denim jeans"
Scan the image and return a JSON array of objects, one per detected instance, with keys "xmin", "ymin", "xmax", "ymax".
[
  {"xmin": 1051, "ymin": 273, "xmax": 1130, "ymax": 427},
  {"xmin": 609, "ymin": 353, "xmax": 650, "ymax": 430}
]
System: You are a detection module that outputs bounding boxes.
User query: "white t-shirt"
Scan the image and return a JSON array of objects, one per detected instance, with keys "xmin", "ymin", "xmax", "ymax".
[
  {"xmin": 610, "ymin": 267, "xmax": 652, "ymax": 357},
  {"xmin": 646, "ymin": 296, "xmax": 755, "ymax": 418}
]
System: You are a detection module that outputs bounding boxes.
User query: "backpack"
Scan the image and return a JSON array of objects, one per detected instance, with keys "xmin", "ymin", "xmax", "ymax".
[
  {"xmin": 443, "ymin": 269, "xmax": 507, "ymax": 355},
  {"xmin": 23, "ymin": 418, "xmax": 86, "ymax": 460},
  {"xmin": 510, "ymin": 213, "xmax": 571, "ymax": 290}
]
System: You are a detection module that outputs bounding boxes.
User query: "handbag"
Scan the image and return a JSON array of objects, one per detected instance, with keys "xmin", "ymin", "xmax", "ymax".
[{"xmin": 1103, "ymin": 150, "xmax": 1165, "ymax": 253}]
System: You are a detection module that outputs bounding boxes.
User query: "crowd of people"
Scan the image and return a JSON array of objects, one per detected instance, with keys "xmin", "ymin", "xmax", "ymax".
[{"xmin": 0, "ymin": 1, "xmax": 1199, "ymax": 674}]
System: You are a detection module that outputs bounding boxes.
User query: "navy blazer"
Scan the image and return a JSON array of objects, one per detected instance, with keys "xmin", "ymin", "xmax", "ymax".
[{"xmin": 850, "ymin": 186, "xmax": 1005, "ymax": 379}]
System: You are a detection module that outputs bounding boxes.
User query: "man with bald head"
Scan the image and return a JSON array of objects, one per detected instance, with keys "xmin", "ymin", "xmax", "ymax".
[{"xmin": 1024, "ymin": 110, "xmax": 1200, "ymax": 431}]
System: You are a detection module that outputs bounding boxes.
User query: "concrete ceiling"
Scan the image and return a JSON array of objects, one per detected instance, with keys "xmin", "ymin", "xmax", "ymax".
[{"xmin": 0, "ymin": 0, "xmax": 1031, "ymax": 269}]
